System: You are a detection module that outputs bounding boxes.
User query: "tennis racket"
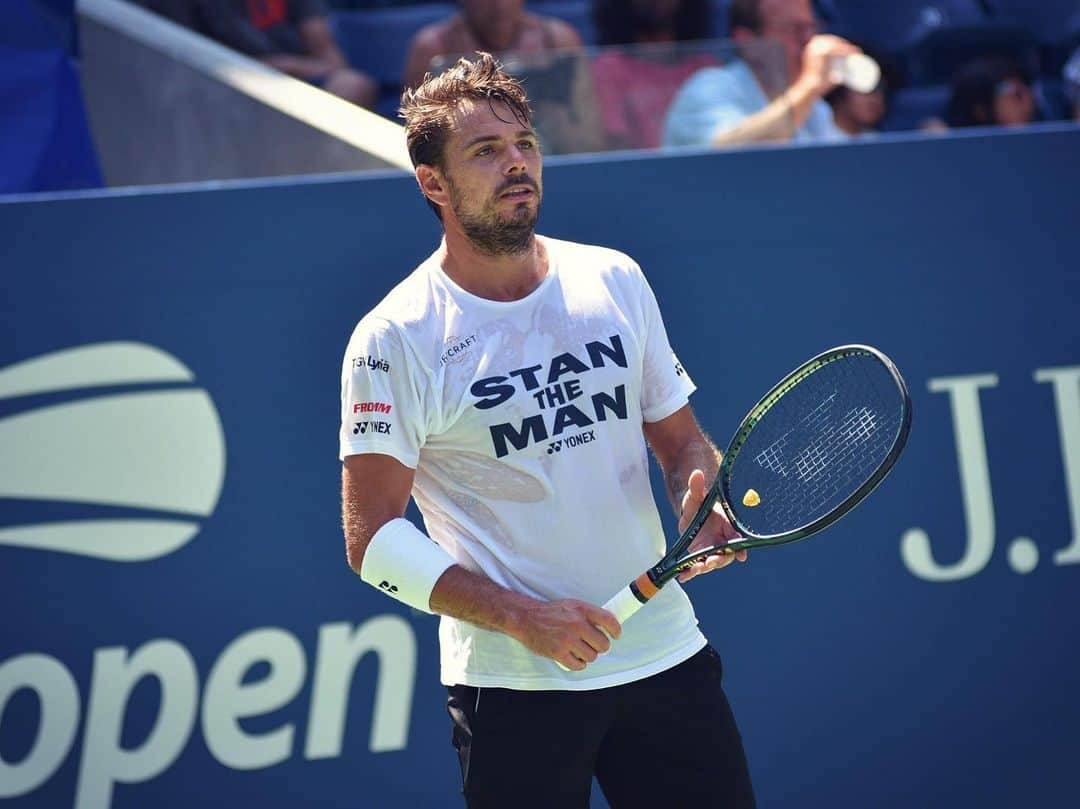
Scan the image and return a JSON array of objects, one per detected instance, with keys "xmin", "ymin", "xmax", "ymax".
[{"xmin": 603, "ymin": 344, "xmax": 911, "ymax": 625}]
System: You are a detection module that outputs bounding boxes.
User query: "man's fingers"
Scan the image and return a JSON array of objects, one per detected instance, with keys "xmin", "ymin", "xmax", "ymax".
[
  {"xmin": 584, "ymin": 605, "xmax": 622, "ymax": 640},
  {"xmin": 582, "ymin": 623, "xmax": 612, "ymax": 654},
  {"xmin": 546, "ymin": 601, "xmax": 627, "ymax": 670},
  {"xmin": 572, "ymin": 640, "xmax": 600, "ymax": 663},
  {"xmin": 680, "ymin": 469, "xmax": 708, "ymax": 530},
  {"xmin": 688, "ymin": 468, "xmax": 706, "ymax": 499},
  {"xmin": 559, "ymin": 651, "xmax": 587, "ymax": 671},
  {"xmin": 677, "ymin": 549, "xmax": 748, "ymax": 582}
]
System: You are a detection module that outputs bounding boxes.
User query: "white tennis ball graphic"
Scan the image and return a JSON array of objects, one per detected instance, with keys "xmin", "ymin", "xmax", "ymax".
[{"xmin": 0, "ymin": 342, "xmax": 226, "ymax": 561}]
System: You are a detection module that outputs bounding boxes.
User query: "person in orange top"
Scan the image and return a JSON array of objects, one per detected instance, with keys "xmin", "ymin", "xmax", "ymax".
[{"xmin": 197, "ymin": 0, "xmax": 377, "ymax": 107}]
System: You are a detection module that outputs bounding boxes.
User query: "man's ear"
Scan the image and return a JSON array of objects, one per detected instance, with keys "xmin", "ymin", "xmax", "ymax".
[{"xmin": 417, "ymin": 164, "xmax": 449, "ymax": 210}]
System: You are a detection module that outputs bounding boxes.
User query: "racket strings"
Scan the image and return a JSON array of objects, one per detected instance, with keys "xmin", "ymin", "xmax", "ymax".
[
  {"xmin": 788, "ymin": 405, "xmax": 893, "ymax": 520},
  {"xmin": 729, "ymin": 354, "xmax": 904, "ymax": 536}
]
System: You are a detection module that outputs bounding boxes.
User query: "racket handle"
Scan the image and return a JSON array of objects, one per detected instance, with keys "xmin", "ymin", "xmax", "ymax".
[{"xmin": 602, "ymin": 586, "xmax": 646, "ymax": 625}]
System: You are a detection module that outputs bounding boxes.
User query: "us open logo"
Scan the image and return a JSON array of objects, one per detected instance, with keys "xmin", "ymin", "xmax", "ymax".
[
  {"xmin": 0, "ymin": 341, "xmax": 226, "ymax": 561},
  {"xmin": 0, "ymin": 344, "xmax": 421, "ymax": 809}
]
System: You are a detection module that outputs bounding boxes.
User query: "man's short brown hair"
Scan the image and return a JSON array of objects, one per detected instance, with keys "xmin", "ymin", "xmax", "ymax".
[{"xmin": 399, "ymin": 51, "xmax": 533, "ymax": 173}]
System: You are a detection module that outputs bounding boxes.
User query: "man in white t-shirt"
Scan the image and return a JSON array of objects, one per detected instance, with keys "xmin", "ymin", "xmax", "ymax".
[
  {"xmin": 663, "ymin": 0, "xmax": 856, "ymax": 148},
  {"xmin": 340, "ymin": 52, "xmax": 754, "ymax": 808}
]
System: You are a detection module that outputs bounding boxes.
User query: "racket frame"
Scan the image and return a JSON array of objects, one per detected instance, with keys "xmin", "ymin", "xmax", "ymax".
[{"xmin": 641, "ymin": 344, "xmax": 912, "ymax": 592}]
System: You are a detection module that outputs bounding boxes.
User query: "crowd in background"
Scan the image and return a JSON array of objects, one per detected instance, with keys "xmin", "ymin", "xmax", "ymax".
[{"xmin": 138, "ymin": 0, "xmax": 1080, "ymax": 154}]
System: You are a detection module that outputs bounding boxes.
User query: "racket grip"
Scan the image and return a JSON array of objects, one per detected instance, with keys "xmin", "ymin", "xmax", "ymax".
[{"xmin": 602, "ymin": 586, "xmax": 646, "ymax": 625}]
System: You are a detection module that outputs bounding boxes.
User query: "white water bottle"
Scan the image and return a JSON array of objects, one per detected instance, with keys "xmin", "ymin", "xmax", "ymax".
[{"xmin": 829, "ymin": 53, "xmax": 881, "ymax": 93}]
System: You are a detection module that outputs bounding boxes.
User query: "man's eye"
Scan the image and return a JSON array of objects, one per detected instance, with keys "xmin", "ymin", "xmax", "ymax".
[
  {"xmin": 475, "ymin": 146, "xmax": 493, "ymax": 156},
  {"xmin": 519, "ymin": 140, "xmax": 534, "ymax": 150}
]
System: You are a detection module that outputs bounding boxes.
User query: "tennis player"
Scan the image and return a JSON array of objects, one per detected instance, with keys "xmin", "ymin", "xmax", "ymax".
[{"xmin": 339, "ymin": 53, "xmax": 754, "ymax": 808}]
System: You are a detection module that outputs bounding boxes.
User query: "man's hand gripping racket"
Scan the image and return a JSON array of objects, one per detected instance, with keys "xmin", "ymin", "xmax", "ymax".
[{"xmin": 600, "ymin": 344, "xmax": 912, "ymax": 627}]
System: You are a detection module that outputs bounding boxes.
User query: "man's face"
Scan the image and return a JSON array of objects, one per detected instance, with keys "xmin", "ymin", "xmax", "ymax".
[
  {"xmin": 993, "ymin": 77, "xmax": 1035, "ymax": 127},
  {"xmin": 844, "ymin": 87, "xmax": 886, "ymax": 129},
  {"xmin": 758, "ymin": 0, "xmax": 820, "ymax": 83},
  {"xmin": 461, "ymin": 0, "xmax": 526, "ymax": 51},
  {"xmin": 439, "ymin": 99, "xmax": 543, "ymax": 255}
]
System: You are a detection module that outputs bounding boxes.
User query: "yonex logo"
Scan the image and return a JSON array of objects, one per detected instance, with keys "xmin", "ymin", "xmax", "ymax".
[
  {"xmin": 353, "ymin": 421, "xmax": 391, "ymax": 436},
  {"xmin": 0, "ymin": 342, "xmax": 226, "ymax": 562}
]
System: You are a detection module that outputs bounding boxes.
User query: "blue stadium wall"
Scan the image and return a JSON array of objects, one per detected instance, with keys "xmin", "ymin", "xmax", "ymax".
[{"xmin": 1, "ymin": 125, "xmax": 1078, "ymax": 808}]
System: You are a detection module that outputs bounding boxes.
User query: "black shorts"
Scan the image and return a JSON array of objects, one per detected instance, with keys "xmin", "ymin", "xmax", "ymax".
[{"xmin": 446, "ymin": 645, "xmax": 755, "ymax": 809}]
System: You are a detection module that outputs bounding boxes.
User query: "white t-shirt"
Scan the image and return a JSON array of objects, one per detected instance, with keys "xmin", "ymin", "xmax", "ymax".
[{"xmin": 339, "ymin": 236, "xmax": 706, "ymax": 690}]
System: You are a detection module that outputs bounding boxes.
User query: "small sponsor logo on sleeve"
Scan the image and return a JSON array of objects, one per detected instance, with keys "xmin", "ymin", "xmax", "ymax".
[
  {"xmin": 353, "ymin": 421, "xmax": 392, "ymax": 436},
  {"xmin": 353, "ymin": 402, "xmax": 392, "ymax": 414},
  {"xmin": 353, "ymin": 356, "xmax": 390, "ymax": 373}
]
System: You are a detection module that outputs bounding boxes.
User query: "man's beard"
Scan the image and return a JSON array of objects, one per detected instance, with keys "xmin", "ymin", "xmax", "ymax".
[{"xmin": 450, "ymin": 178, "xmax": 541, "ymax": 256}]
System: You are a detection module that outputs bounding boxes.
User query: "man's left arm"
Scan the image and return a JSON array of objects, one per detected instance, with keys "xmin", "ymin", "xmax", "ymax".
[
  {"xmin": 643, "ymin": 405, "xmax": 748, "ymax": 582},
  {"xmin": 297, "ymin": 17, "xmax": 348, "ymax": 71},
  {"xmin": 262, "ymin": 1, "xmax": 348, "ymax": 79}
]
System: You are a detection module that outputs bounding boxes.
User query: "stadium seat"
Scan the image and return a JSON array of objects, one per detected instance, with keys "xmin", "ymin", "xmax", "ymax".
[
  {"xmin": 328, "ymin": 0, "xmax": 446, "ymax": 8},
  {"xmin": 986, "ymin": 1, "xmax": 1080, "ymax": 75},
  {"xmin": 330, "ymin": 4, "xmax": 453, "ymax": 117},
  {"xmin": 879, "ymin": 84, "xmax": 950, "ymax": 131},
  {"xmin": 709, "ymin": 0, "xmax": 729, "ymax": 39},
  {"xmin": 821, "ymin": 0, "xmax": 1042, "ymax": 87},
  {"xmin": 983, "ymin": 0, "xmax": 1080, "ymax": 44},
  {"xmin": 546, "ymin": 0, "xmax": 729, "ymax": 43},
  {"xmin": 1034, "ymin": 77, "xmax": 1072, "ymax": 121},
  {"xmin": 818, "ymin": 0, "xmax": 988, "ymax": 52},
  {"xmin": 906, "ymin": 23, "xmax": 1041, "ymax": 85},
  {"xmin": 331, "ymin": 4, "xmax": 453, "ymax": 88},
  {"xmin": 534, "ymin": 0, "xmax": 596, "ymax": 46}
]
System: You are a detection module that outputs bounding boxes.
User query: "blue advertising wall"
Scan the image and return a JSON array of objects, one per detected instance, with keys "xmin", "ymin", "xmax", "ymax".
[{"xmin": 1, "ymin": 125, "xmax": 1078, "ymax": 808}]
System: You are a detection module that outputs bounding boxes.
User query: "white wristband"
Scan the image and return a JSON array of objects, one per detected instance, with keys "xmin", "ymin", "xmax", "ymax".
[{"xmin": 359, "ymin": 518, "xmax": 456, "ymax": 613}]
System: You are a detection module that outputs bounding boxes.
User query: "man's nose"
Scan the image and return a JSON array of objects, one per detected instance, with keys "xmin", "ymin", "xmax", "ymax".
[{"xmin": 504, "ymin": 145, "xmax": 528, "ymax": 171}]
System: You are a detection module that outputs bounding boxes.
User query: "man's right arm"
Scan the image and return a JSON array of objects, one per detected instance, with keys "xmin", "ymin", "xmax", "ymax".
[
  {"xmin": 342, "ymin": 453, "xmax": 620, "ymax": 670},
  {"xmin": 709, "ymin": 35, "xmax": 862, "ymax": 147},
  {"xmin": 708, "ymin": 77, "xmax": 818, "ymax": 146}
]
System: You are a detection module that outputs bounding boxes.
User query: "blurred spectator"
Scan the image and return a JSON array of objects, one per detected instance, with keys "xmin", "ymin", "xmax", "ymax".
[
  {"xmin": 402, "ymin": 0, "xmax": 582, "ymax": 90},
  {"xmin": 662, "ymin": 0, "xmax": 861, "ymax": 148},
  {"xmin": 1065, "ymin": 47, "xmax": 1080, "ymax": 122},
  {"xmin": 824, "ymin": 46, "xmax": 893, "ymax": 137},
  {"xmin": 591, "ymin": 0, "xmax": 721, "ymax": 150},
  {"xmin": 404, "ymin": 1, "xmax": 602, "ymax": 154},
  {"xmin": 197, "ymin": 0, "xmax": 377, "ymax": 108},
  {"xmin": 942, "ymin": 56, "xmax": 1037, "ymax": 129}
]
